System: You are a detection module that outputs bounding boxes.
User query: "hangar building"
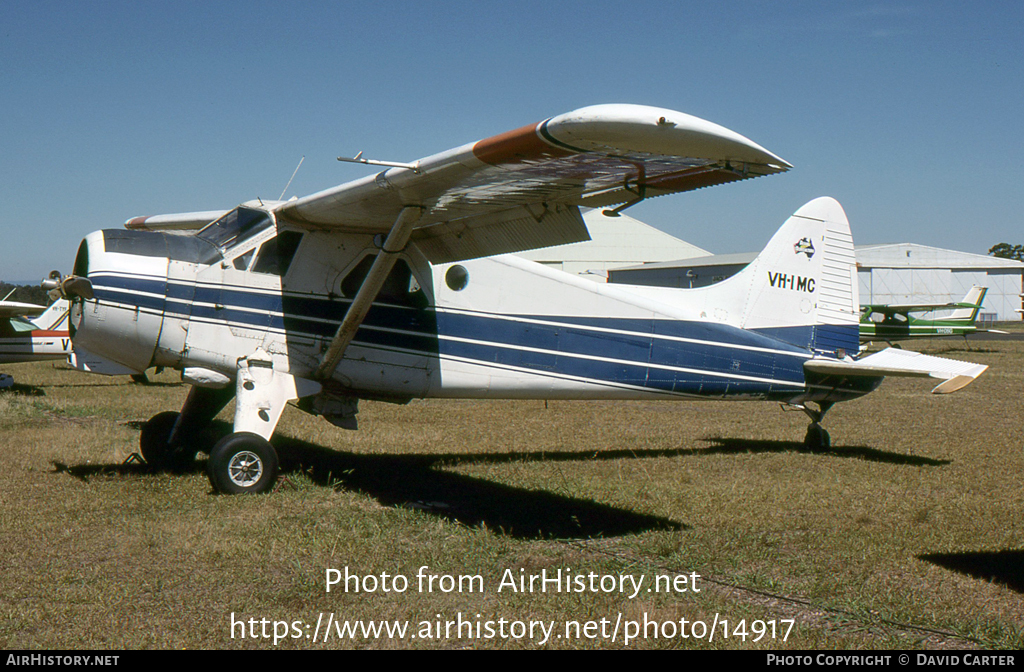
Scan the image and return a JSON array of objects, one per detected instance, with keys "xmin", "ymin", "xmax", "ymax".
[
  {"xmin": 854, "ymin": 243, "xmax": 1023, "ymax": 321},
  {"xmin": 607, "ymin": 243, "xmax": 1024, "ymax": 322},
  {"xmin": 517, "ymin": 209, "xmax": 710, "ymax": 280}
]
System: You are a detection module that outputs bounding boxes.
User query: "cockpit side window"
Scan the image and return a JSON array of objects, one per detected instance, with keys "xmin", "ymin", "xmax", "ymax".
[
  {"xmin": 197, "ymin": 207, "xmax": 273, "ymax": 251},
  {"xmin": 252, "ymin": 231, "xmax": 304, "ymax": 277}
]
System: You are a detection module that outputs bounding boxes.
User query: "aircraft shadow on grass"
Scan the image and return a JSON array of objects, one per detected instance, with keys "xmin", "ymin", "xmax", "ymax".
[
  {"xmin": 2, "ymin": 383, "xmax": 45, "ymax": 396},
  {"xmin": 52, "ymin": 426, "xmax": 952, "ymax": 538},
  {"xmin": 695, "ymin": 438, "xmax": 951, "ymax": 467},
  {"xmin": 43, "ymin": 381, "xmax": 182, "ymax": 389},
  {"xmin": 918, "ymin": 550, "xmax": 1024, "ymax": 594},
  {"xmin": 52, "ymin": 427, "xmax": 687, "ymax": 541}
]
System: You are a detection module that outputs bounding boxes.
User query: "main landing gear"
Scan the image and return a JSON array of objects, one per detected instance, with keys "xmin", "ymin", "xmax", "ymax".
[
  {"xmin": 139, "ymin": 385, "xmax": 284, "ymax": 494},
  {"xmin": 139, "ymin": 353, "xmax": 322, "ymax": 495}
]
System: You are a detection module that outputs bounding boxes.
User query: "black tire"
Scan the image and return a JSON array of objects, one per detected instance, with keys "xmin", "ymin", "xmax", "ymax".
[
  {"xmin": 803, "ymin": 423, "xmax": 831, "ymax": 451},
  {"xmin": 140, "ymin": 411, "xmax": 198, "ymax": 472},
  {"xmin": 207, "ymin": 432, "xmax": 279, "ymax": 495}
]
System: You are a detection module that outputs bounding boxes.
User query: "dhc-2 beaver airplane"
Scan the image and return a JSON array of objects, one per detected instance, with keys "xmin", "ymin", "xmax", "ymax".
[{"xmin": 48, "ymin": 104, "xmax": 988, "ymax": 494}]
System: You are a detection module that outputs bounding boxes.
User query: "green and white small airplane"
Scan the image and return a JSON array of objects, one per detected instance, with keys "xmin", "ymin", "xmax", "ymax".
[{"xmin": 860, "ymin": 286, "xmax": 1005, "ymax": 343}]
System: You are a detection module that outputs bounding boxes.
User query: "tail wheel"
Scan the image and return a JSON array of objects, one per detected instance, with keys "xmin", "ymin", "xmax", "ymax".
[
  {"xmin": 803, "ymin": 423, "xmax": 831, "ymax": 451},
  {"xmin": 140, "ymin": 411, "xmax": 198, "ymax": 472},
  {"xmin": 207, "ymin": 432, "xmax": 279, "ymax": 495}
]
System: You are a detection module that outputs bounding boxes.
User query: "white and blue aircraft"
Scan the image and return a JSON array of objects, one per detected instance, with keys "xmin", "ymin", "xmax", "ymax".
[{"xmin": 49, "ymin": 104, "xmax": 987, "ymax": 494}]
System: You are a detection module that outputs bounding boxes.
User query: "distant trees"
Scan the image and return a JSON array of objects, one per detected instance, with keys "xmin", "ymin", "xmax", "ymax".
[
  {"xmin": 989, "ymin": 243, "xmax": 1024, "ymax": 261},
  {"xmin": 0, "ymin": 283, "xmax": 50, "ymax": 306}
]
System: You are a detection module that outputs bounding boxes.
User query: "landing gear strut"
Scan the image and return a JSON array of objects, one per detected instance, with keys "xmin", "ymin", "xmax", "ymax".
[{"xmin": 140, "ymin": 352, "xmax": 320, "ymax": 494}]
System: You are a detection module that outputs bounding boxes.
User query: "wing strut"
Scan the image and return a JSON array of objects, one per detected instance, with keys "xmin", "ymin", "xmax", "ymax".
[{"xmin": 313, "ymin": 206, "xmax": 424, "ymax": 381}]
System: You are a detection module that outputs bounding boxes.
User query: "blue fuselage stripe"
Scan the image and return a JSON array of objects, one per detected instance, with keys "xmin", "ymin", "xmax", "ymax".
[{"xmin": 88, "ymin": 274, "xmax": 813, "ymax": 393}]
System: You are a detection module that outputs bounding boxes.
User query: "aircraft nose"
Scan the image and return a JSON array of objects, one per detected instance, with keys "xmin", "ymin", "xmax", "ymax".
[{"xmin": 61, "ymin": 230, "xmax": 163, "ymax": 375}]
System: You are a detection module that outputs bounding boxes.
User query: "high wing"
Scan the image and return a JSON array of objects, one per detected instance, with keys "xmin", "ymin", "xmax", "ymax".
[
  {"xmin": 125, "ymin": 210, "xmax": 228, "ymax": 232},
  {"xmin": 861, "ymin": 287, "xmax": 987, "ymax": 318},
  {"xmin": 273, "ymin": 104, "xmax": 790, "ymax": 263},
  {"xmin": 116, "ymin": 104, "xmax": 791, "ymax": 381},
  {"xmin": 860, "ymin": 301, "xmax": 981, "ymax": 315},
  {"xmin": 0, "ymin": 300, "xmax": 47, "ymax": 318}
]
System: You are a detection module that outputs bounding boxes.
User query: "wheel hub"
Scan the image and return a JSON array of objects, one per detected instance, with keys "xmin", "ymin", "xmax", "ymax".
[{"xmin": 228, "ymin": 450, "xmax": 264, "ymax": 487}]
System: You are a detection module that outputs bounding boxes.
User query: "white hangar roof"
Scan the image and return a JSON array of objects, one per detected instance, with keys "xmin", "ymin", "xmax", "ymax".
[
  {"xmin": 611, "ymin": 243, "xmax": 1024, "ymax": 273},
  {"xmin": 855, "ymin": 243, "xmax": 1024, "ymax": 270}
]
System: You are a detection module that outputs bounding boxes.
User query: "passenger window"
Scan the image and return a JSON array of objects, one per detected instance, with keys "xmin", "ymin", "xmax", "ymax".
[
  {"xmin": 252, "ymin": 231, "xmax": 304, "ymax": 276},
  {"xmin": 341, "ymin": 255, "xmax": 427, "ymax": 308}
]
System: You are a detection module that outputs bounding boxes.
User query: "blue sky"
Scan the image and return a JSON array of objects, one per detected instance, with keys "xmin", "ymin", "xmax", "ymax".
[{"xmin": 2, "ymin": 1, "xmax": 1021, "ymax": 281}]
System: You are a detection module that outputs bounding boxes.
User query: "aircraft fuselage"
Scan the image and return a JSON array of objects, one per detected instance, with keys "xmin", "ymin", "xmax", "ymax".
[{"xmin": 68, "ymin": 212, "xmax": 874, "ymax": 412}]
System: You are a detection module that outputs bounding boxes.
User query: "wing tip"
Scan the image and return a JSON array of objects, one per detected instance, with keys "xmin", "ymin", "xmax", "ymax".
[{"xmin": 931, "ymin": 368, "xmax": 987, "ymax": 394}]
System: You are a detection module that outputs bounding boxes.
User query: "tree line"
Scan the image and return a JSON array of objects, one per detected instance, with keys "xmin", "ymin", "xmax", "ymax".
[
  {"xmin": 0, "ymin": 282, "xmax": 51, "ymax": 306},
  {"xmin": 989, "ymin": 243, "xmax": 1024, "ymax": 261}
]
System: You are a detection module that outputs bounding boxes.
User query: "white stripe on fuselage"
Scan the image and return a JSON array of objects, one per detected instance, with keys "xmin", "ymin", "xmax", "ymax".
[{"xmin": 88, "ymin": 269, "xmax": 810, "ymax": 389}]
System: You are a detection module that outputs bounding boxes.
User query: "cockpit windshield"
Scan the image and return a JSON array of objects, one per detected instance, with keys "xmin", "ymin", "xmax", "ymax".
[{"xmin": 197, "ymin": 207, "xmax": 273, "ymax": 251}]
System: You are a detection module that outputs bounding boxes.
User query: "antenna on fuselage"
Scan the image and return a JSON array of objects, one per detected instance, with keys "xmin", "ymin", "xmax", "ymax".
[{"xmin": 279, "ymin": 155, "xmax": 305, "ymax": 201}]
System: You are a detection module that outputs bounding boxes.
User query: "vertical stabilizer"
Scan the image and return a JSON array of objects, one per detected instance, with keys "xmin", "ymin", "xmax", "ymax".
[
  {"xmin": 949, "ymin": 287, "xmax": 986, "ymax": 322},
  {"xmin": 688, "ymin": 197, "xmax": 860, "ymax": 354},
  {"xmin": 29, "ymin": 299, "xmax": 70, "ymax": 331}
]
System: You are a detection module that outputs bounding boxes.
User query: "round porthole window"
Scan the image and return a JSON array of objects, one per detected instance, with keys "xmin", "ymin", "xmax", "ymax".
[{"xmin": 445, "ymin": 265, "xmax": 469, "ymax": 291}]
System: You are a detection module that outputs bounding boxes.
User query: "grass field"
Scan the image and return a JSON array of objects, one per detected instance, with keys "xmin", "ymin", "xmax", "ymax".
[{"xmin": 0, "ymin": 335, "xmax": 1022, "ymax": 649}]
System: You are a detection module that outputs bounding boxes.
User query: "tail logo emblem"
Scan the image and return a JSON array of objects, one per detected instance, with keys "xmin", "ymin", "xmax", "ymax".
[{"xmin": 794, "ymin": 237, "xmax": 815, "ymax": 259}]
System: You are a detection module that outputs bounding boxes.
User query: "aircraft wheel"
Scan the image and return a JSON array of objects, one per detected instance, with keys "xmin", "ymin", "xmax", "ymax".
[
  {"xmin": 140, "ymin": 411, "xmax": 198, "ymax": 472},
  {"xmin": 207, "ymin": 432, "xmax": 278, "ymax": 495},
  {"xmin": 803, "ymin": 423, "xmax": 831, "ymax": 451}
]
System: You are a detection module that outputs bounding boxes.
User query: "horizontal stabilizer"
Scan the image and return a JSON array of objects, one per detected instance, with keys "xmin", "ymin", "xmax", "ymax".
[
  {"xmin": 804, "ymin": 347, "xmax": 987, "ymax": 394},
  {"xmin": 68, "ymin": 348, "xmax": 142, "ymax": 376}
]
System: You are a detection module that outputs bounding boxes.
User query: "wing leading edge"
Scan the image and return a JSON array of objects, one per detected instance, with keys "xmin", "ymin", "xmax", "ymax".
[{"xmin": 276, "ymin": 104, "xmax": 791, "ymax": 262}]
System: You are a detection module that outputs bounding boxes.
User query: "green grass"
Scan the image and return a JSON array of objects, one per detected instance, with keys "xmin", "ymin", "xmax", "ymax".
[{"xmin": 0, "ymin": 340, "xmax": 1022, "ymax": 649}]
